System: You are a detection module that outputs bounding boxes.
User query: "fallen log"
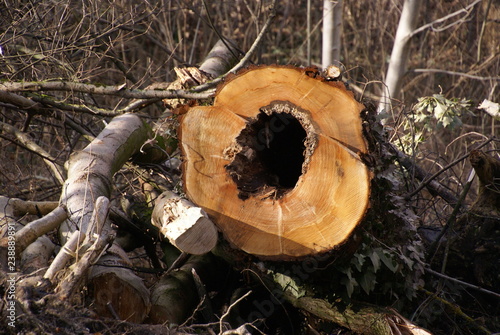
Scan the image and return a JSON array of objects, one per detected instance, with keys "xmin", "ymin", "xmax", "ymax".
[
  {"xmin": 151, "ymin": 191, "xmax": 218, "ymax": 255},
  {"xmin": 179, "ymin": 65, "xmax": 371, "ymax": 259},
  {"xmin": 57, "ymin": 113, "xmax": 152, "ymax": 322}
]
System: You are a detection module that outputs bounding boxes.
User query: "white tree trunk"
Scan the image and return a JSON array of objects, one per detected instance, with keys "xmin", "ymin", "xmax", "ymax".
[
  {"xmin": 57, "ymin": 113, "xmax": 152, "ymax": 322},
  {"xmin": 379, "ymin": 0, "xmax": 421, "ymax": 114},
  {"xmin": 322, "ymin": 0, "xmax": 343, "ymax": 68},
  {"xmin": 58, "ymin": 114, "xmax": 150, "ymax": 241}
]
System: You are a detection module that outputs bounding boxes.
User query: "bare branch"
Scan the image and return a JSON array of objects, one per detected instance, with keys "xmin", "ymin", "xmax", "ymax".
[
  {"xmin": 410, "ymin": 0, "xmax": 482, "ymax": 37},
  {"xmin": 1, "ymin": 81, "xmax": 215, "ymax": 100},
  {"xmin": 0, "ymin": 120, "xmax": 66, "ymax": 185},
  {"xmin": 405, "ymin": 137, "xmax": 495, "ymax": 199},
  {"xmin": 191, "ymin": 0, "xmax": 277, "ymax": 93},
  {"xmin": 219, "ymin": 290, "xmax": 253, "ymax": 334},
  {"xmin": 15, "ymin": 205, "xmax": 68, "ymax": 253},
  {"xmin": 413, "ymin": 68, "xmax": 500, "ymax": 81}
]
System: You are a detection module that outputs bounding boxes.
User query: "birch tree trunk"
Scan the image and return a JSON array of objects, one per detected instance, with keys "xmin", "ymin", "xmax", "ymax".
[
  {"xmin": 378, "ymin": 0, "xmax": 421, "ymax": 114},
  {"xmin": 322, "ymin": 0, "xmax": 343, "ymax": 68},
  {"xmin": 57, "ymin": 113, "xmax": 152, "ymax": 322}
]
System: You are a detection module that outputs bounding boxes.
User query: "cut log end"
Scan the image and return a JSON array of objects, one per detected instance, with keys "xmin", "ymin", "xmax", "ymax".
[
  {"xmin": 152, "ymin": 191, "xmax": 218, "ymax": 255},
  {"xmin": 179, "ymin": 65, "xmax": 371, "ymax": 259}
]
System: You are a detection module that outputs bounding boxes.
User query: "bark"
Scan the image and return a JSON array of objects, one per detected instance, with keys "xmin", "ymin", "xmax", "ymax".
[
  {"xmin": 215, "ymin": 244, "xmax": 430, "ymax": 335},
  {"xmin": 20, "ymin": 235, "xmax": 54, "ymax": 275},
  {"xmin": 147, "ymin": 254, "xmax": 216, "ymax": 324},
  {"xmin": 44, "ymin": 230, "xmax": 86, "ymax": 282},
  {"xmin": 14, "ymin": 205, "xmax": 67, "ymax": 253},
  {"xmin": 151, "ymin": 191, "xmax": 218, "ymax": 255},
  {"xmin": 378, "ymin": 0, "xmax": 421, "ymax": 114},
  {"xmin": 289, "ymin": 296, "xmax": 431, "ymax": 335},
  {"xmin": 0, "ymin": 197, "xmax": 58, "ymax": 216},
  {"xmin": 322, "ymin": 0, "xmax": 343, "ymax": 68},
  {"xmin": 180, "ymin": 65, "xmax": 371, "ymax": 259},
  {"xmin": 391, "ymin": 146, "xmax": 459, "ymax": 207},
  {"xmin": 56, "ymin": 226, "xmax": 114, "ymax": 301},
  {"xmin": 56, "ymin": 113, "xmax": 152, "ymax": 321},
  {"xmin": 146, "ymin": 39, "xmax": 242, "ymax": 324},
  {"xmin": 199, "ymin": 39, "xmax": 240, "ymax": 79},
  {"xmin": 0, "ymin": 196, "xmax": 59, "ymax": 274},
  {"xmin": 0, "ymin": 80, "xmax": 213, "ymax": 100},
  {"xmin": 58, "ymin": 113, "xmax": 150, "ymax": 241}
]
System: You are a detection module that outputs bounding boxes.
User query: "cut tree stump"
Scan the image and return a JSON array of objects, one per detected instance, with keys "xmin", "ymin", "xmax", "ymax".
[{"xmin": 179, "ymin": 65, "xmax": 371, "ymax": 259}]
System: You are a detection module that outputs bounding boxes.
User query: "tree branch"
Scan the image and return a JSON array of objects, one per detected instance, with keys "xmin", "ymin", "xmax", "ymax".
[
  {"xmin": 0, "ymin": 120, "xmax": 66, "ymax": 185},
  {"xmin": 191, "ymin": 0, "xmax": 277, "ymax": 93},
  {"xmin": 405, "ymin": 137, "xmax": 495, "ymax": 199},
  {"xmin": 410, "ymin": 0, "xmax": 482, "ymax": 37},
  {"xmin": 0, "ymin": 81, "xmax": 215, "ymax": 100},
  {"xmin": 413, "ymin": 68, "xmax": 500, "ymax": 81}
]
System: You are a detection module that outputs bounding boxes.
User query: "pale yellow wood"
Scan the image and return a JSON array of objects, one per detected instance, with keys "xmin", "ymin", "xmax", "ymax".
[{"xmin": 180, "ymin": 66, "xmax": 371, "ymax": 258}]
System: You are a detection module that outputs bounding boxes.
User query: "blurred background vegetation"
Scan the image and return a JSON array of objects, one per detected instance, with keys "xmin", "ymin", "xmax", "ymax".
[
  {"xmin": 0, "ymin": 1, "xmax": 499, "ymax": 333},
  {"xmin": 1, "ymin": 0, "xmax": 498, "ymax": 223}
]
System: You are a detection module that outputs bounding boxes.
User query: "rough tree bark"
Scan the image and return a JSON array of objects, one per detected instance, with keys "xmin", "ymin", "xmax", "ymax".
[{"xmin": 151, "ymin": 191, "xmax": 218, "ymax": 255}]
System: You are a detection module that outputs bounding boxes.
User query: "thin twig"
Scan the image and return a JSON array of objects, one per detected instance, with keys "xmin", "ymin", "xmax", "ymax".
[
  {"xmin": 406, "ymin": 137, "xmax": 495, "ymax": 199},
  {"xmin": 0, "ymin": 120, "xmax": 66, "ymax": 185},
  {"xmin": 163, "ymin": 251, "xmax": 190, "ymax": 277},
  {"xmin": 423, "ymin": 266, "xmax": 500, "ymax": 299},
  {"xmin": 219, "ymin": 290, "xmax": 253, "ymax": 335},
  {"xmin": 420, "ymin": 288, "xmax": 492, "ymax": 334},
  {"xmin": 428, "ymin": 169, "xmax": 475, "ymax": 265},
  {"xmin": 410, "ymin": 0, "xmax": 482, "ymax": 37},
  {"xmin": 202, "ymin": 0, "xmax": 240, "ymax": 62},
  {"xmin": 306, "ymin": 0, "xmax": 311, "ymax": 66},
  {"xmin": 191, "ymin": 0, "xmax": 277, "ymax": 93},
  {"xmin": 391, "ymin": 144, "xmax": 460, "ymax": 207},
  {"xmin": 477, "ymin": 0, "xmax": 494, "ymax": 62},
  {"xmin": 413, "ymin": 68, "xmax": 500, "ymax": 81}
]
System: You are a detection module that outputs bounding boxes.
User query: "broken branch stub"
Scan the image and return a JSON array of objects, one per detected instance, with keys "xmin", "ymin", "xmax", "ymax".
[
  {"xmin": 179, "ymin": 65, "xmax": 371, "ymax": 259},
  {"xmin": 151, "ymin": 191, "xmax": 218, "ymax": 255}
]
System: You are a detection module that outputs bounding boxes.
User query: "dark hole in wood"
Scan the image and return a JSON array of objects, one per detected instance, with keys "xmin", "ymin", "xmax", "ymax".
[{"xmin": 226, "ymin": 111, "xmax": 306, "ymax": 200}]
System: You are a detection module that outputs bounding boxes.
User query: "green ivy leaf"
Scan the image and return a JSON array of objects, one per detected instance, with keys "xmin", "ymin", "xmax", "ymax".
[
  {"xmin": 441, "ymin": 115, "xmax": 453, "ymax": 128},
  {"xmin": 272, "ymin": 272, "xmax": 306, "ymax": 299},
  {"xmin": 369, "ymin": 250, "xmax": 381, "ymax": 273},
  {"xmin": 341, "ymin": 271, "xmax": 358, "ymax": 298},
  {"xmin": 376, "ymin": 249, "xmax": 398, "ymax": 273},
  {"xmin": 352, "ymin": 253, "xmax": 365, "ymax": 272},
  {"xmin": 359, "ymin": 269, "xmax": 377, "ymax": 295}
]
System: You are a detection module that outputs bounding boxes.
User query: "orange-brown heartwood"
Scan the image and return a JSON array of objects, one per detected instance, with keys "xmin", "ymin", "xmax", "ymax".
[{"xmin": 179, "ymin": 65, "xmax": 371, "ymax": 259}]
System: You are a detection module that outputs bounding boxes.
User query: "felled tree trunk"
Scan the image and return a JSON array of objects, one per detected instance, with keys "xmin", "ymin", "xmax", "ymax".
[
  {"xmin": 57, "ymin": 113, "xmax": 152, "ymax": 323},
  {"xmin": 179, "ymin": 65, "xmax": 371, "ymax": 259}
]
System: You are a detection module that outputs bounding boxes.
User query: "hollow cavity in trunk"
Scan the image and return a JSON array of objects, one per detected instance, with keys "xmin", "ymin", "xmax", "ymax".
[{"xmin": 225, "ymin": 101, "xmax": 317, "ymax": 200}]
